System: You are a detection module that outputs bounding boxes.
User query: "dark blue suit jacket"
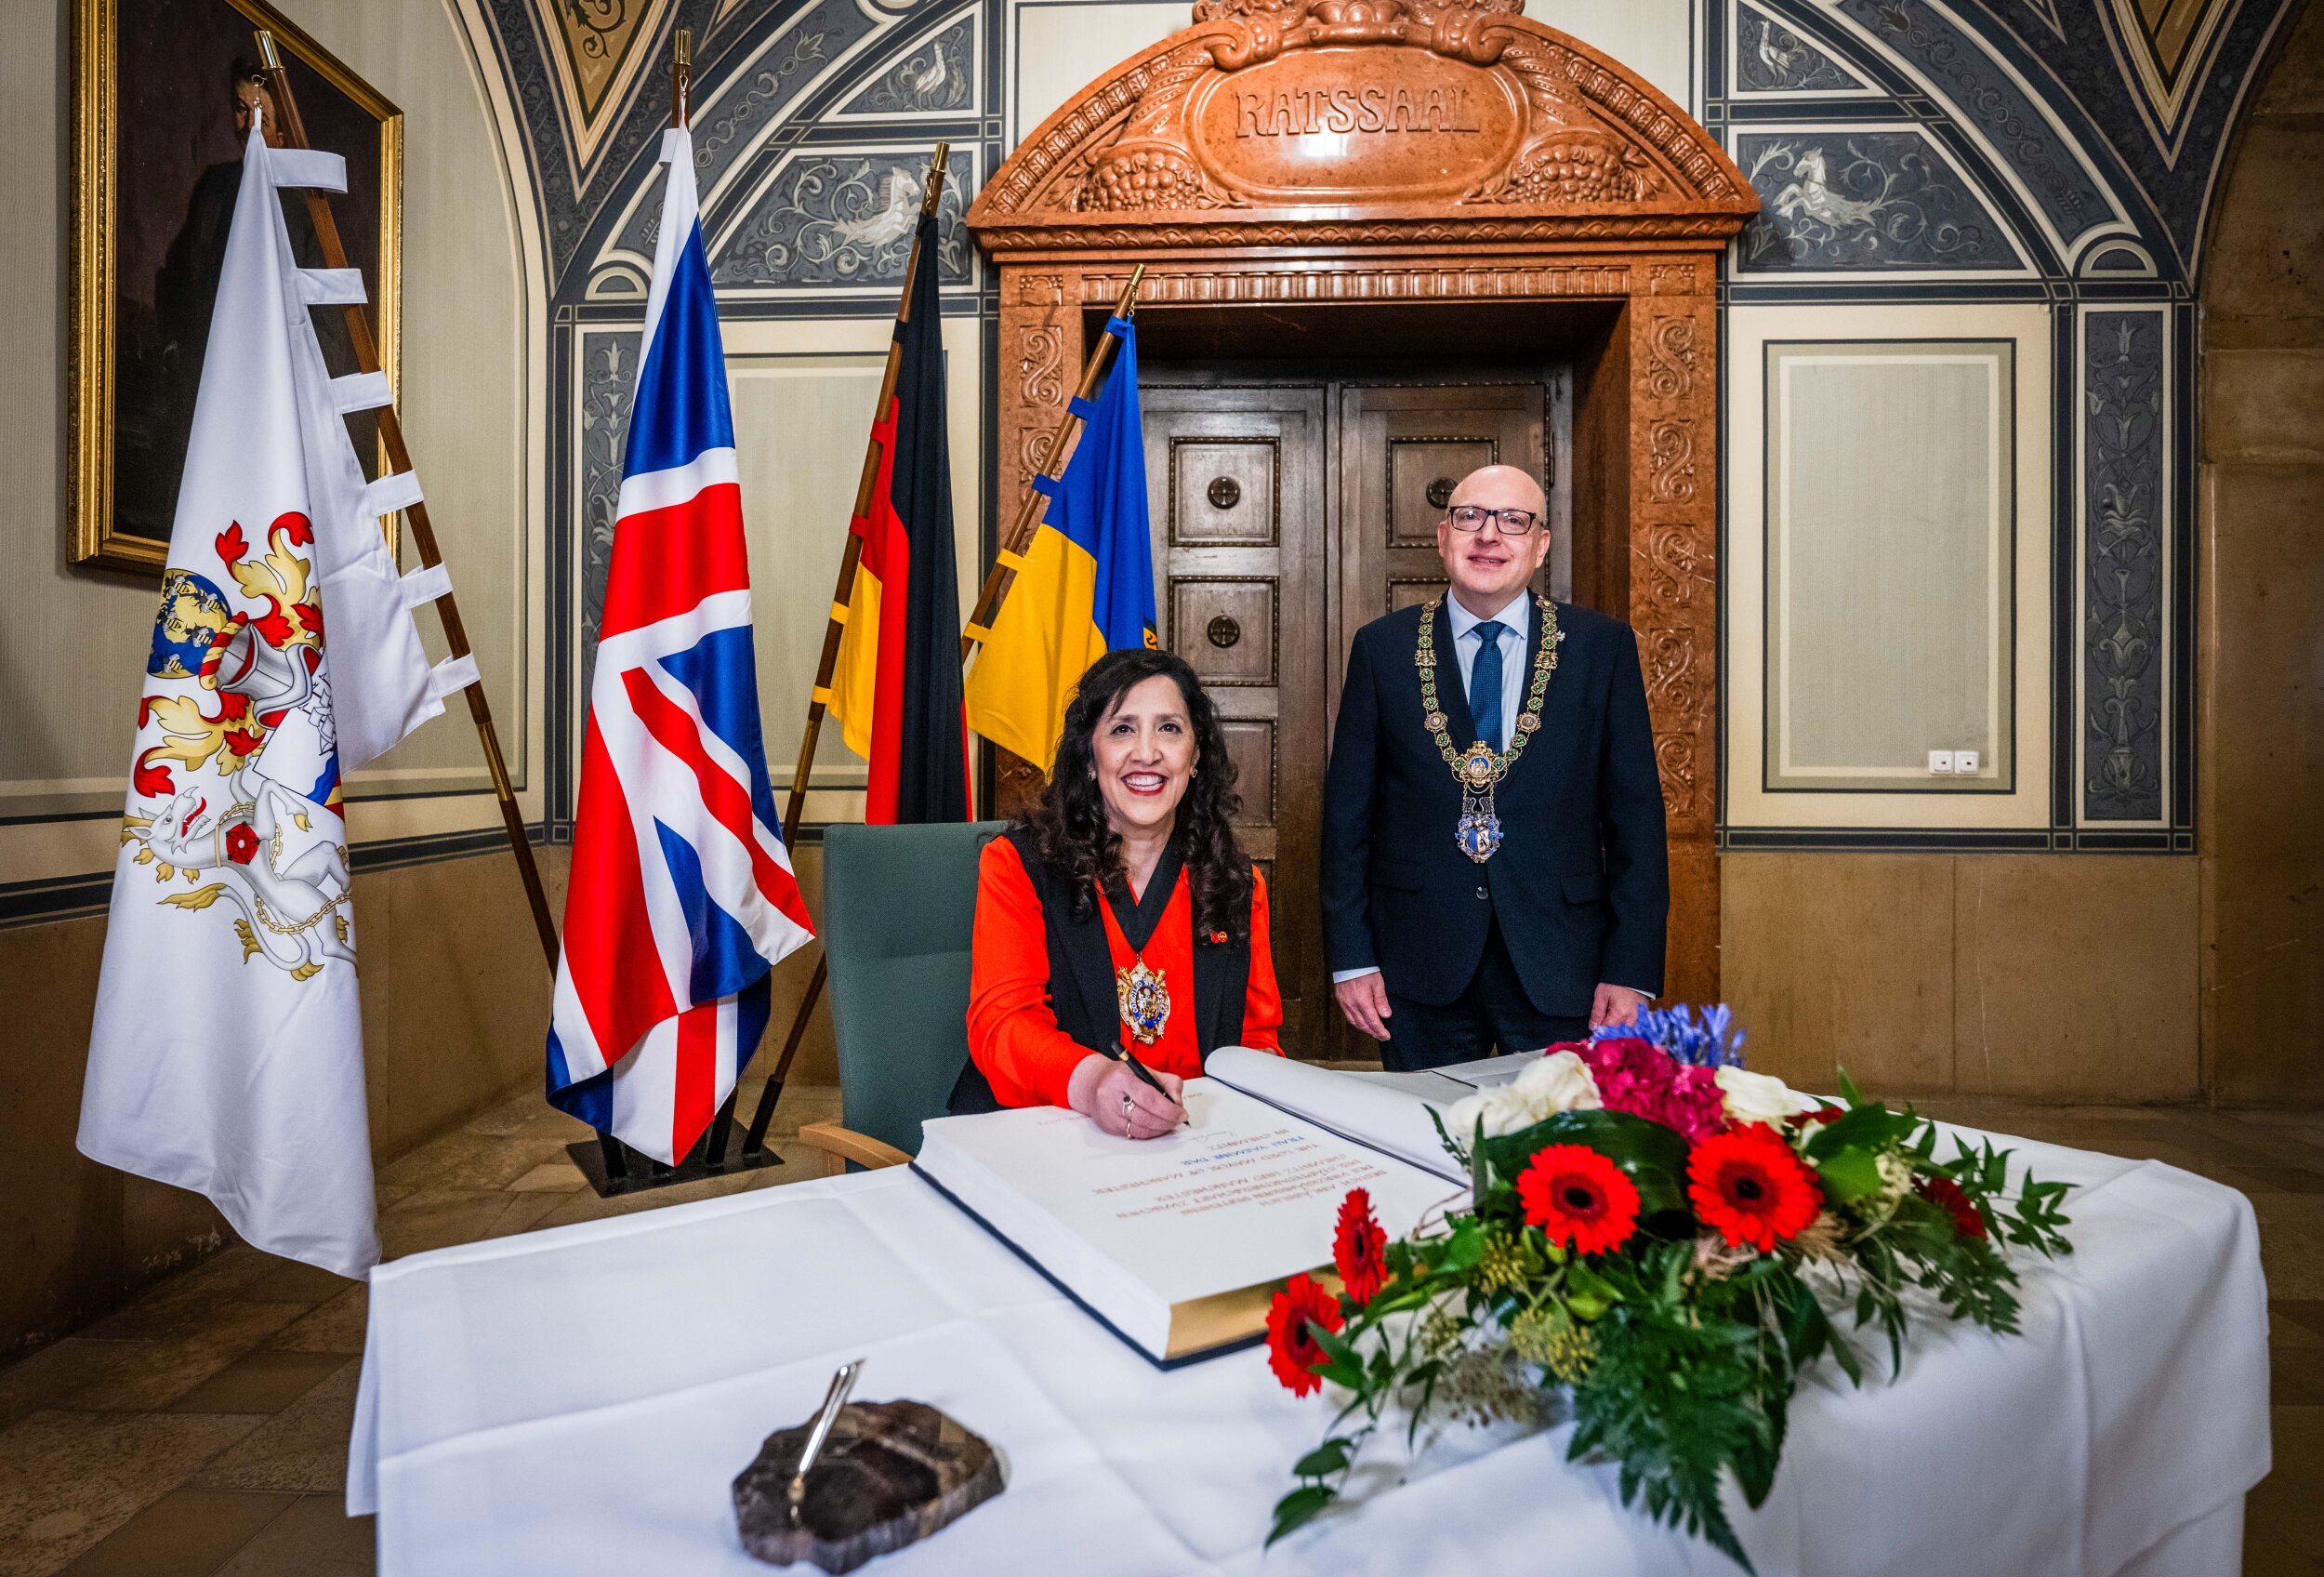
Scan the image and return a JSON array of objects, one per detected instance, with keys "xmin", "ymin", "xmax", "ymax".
[{"xmin": 1320, "ymin": 598, "xmax": 1669, "ymax": 1014}]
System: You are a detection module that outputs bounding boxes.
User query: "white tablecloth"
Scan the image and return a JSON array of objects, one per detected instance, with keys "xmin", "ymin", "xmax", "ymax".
[{"xmin": 349, "ymin": 1127, "xmax": 2270, "ymax": 1576}]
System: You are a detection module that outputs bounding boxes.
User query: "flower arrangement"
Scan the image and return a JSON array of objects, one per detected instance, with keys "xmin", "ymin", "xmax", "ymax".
[{"xmin": 1265, "ymin": 1007, "xmax": 2074, "ymax": 1570}]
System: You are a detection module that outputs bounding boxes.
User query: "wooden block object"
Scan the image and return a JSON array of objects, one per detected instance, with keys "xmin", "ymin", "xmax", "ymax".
[{"xmin": 733, "ymin": 1399, "xmax": 1004, "ymax": 1571}]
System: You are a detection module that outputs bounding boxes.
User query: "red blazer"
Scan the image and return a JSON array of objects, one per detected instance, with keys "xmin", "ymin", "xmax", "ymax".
[{"xmin": 967, "ymin": 836, "xmax": 1283, "ymax": 1108}]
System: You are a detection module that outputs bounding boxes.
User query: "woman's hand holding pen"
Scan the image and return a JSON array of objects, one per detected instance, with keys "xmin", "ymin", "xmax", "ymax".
[{"xmin": 1067, "ymin": 1053, "xmax": 1185, "ymax": 1139}]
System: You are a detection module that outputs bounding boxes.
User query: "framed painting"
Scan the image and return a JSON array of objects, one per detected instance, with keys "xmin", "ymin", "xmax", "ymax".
[{"xmin": 71, "ymin": 0, "xmax": 402, "ymax": 573}]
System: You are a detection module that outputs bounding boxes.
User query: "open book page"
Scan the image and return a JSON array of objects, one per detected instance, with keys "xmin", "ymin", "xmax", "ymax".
[
  {"xmin": 916, "ymin": 1079, "xmax": 1463, "ymax": 1363},
  {"xmin": 1203, "ymin": 1047, "xmax": 1553, "ymax": 1184}
]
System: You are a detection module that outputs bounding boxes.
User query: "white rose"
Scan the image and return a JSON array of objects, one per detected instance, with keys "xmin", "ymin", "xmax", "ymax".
[
  {"xmin": 1714, "ymin": 1066, "xmax": 1816, "ymax": 1128},
  {"xmin": 1442, "ymin": 1086, "xmax": 1537, "ymax": 1141},
  {"xmin": 1443, "ymin": 1051, "xmax": 1603, "ymax": 1142},
  {"xmin": 1512, "ymin": 1050, "xmax": 1604, "ymax": 1117}
]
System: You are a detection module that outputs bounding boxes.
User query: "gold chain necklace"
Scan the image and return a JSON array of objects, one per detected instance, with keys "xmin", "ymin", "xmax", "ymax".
[{"xmin": 1416, "ymin": 595, "xmax": 1559, "ymax": 863}]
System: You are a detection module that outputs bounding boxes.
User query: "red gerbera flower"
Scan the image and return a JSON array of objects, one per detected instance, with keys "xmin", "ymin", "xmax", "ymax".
[
  {"xmin": 1266, "ymin": 1273, "xmax": 1343, "ymax": 1397},
  {"xmin": 1688, "ymin": 1125, "xmax": 1822, "ymax": 1251},
  {"xmin": 1333, "ymin": 1188, "xmax": 1389, "ymax": 1305},
  {"xmin": 1516, "ymin": 1144, "xmax": 1641, "ymax": 1255},
  {"xmin": 224, "ymin": 823, "xmax": 259, "ymax": 866},
  {"xmin": 1917, "ymin": 1174, "xmax": 1987, "ymax": 1239}
]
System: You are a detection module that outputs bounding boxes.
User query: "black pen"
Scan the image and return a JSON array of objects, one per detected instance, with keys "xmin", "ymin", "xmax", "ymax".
[{"xmin": 1114, "ymin": 1040, "xmax": 1169, "ymax": 1096}]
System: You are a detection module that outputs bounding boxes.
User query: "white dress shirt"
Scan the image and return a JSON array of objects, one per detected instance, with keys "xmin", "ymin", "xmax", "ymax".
[{"xmin": 1444, "ymin": 589, "xmax": 1530, "ymax": 749}]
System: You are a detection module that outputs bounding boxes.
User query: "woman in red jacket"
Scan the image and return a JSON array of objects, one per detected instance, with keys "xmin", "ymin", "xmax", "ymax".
[{"xmin": 950, "ymin": 647, "xmax": 1283, "ymax": 1137}]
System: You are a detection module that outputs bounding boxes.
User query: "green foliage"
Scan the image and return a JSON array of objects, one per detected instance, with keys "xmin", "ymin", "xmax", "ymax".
[{"xmin": 1270, "ymin": 1064, "xmax": 2077, "ymax": 1571}]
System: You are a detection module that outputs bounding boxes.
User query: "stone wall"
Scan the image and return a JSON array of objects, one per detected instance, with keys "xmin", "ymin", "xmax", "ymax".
[{"xmin": 2200, "ymin": 0, "xmax": 2324, "ymax": 1106}]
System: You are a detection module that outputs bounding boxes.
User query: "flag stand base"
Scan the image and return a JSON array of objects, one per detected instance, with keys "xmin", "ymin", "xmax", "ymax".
[{"xmin": 565, "ymin": 1093, "xmax": 782, "ymax": 1199}]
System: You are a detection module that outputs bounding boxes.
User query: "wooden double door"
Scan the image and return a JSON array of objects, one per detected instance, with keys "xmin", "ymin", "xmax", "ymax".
[{"xmin": 1138, "ymin": 371, "xmax": 1569, "ymax": 1055}]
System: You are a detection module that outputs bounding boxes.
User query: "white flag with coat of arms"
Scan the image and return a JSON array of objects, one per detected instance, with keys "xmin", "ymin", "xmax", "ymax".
[{"xmin": 78, "ymin": 126, "xmax": 476, "ymax": 1278}]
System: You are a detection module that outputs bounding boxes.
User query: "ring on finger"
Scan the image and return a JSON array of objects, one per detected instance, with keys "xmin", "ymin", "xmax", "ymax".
[{"xmin": 1121, "ymin": 1092, "xmax": 1137, "ymax": 1135}]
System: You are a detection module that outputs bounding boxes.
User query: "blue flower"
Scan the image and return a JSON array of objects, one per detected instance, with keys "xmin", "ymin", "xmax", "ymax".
[{"xmin": 1591, "ymin": 1002, "xmax": 1746, "ymax": 1068}]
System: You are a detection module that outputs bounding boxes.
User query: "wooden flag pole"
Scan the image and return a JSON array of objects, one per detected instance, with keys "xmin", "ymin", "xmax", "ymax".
[
  {"xmin": 957, "ymin": 265, "xmax": 1145, "ymax": 663},
  {"xmin": 737, "ymin": 145, "xmax": 949, "ymax": 1160},
  {"xmin": 253, "ymin": 30, "xmax": 559, "ymax": 969}
]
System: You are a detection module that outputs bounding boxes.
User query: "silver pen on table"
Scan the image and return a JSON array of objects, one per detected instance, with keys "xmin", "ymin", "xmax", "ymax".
[{"xmin": 786, "ymin": 1358, "xmax": 865, "ymax": 1525}]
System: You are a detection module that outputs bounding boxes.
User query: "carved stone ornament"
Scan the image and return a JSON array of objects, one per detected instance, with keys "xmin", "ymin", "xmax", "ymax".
[{"xmin": 969, "ymin": 0, "xmax": 1756, "ymax": 248}]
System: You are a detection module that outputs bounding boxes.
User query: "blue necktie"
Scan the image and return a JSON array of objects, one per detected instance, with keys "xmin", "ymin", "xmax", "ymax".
[{"xmin": 1469, "ymin": 620, "xmax": 1507, "ymax": 752}]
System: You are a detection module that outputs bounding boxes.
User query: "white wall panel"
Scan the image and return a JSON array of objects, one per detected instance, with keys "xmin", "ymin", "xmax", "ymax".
[
  {"xmin": 1010, "ymin": 0, "xmax": 1192, "ymax": 146},
  {"xmin": 1766, "ymin": 342, "xmax": 2012, "ymax": 788},
  {"xmin": 1525, "ymin": 0, "xmax": 1694, "ymax": 112},
  {"xmin": 1725, "ymin": 302, "xmax": 2053, "ymax": 830}
]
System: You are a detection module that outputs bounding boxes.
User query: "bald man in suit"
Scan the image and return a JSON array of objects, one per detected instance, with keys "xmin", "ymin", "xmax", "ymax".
[{"xmin": 1321, "ymin": 464, "xmax": 1668, "ymax": 1069}]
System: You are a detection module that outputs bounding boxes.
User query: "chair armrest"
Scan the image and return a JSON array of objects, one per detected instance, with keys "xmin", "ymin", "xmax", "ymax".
[{"xmin": 795, "ymin": 1120, "xmax": 912, "ymax": 1173}]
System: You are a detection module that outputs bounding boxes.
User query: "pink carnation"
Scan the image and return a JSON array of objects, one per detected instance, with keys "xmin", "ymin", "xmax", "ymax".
[{"xmin": 1579, "ymin": 1038, "xmax": 1730, "ymax": 1143}]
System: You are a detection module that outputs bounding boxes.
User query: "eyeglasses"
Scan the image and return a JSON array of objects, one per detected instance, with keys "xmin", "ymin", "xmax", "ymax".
[{"xmin": 1445, "ymin": 504, "xmax": 1542, "ymax": 536}]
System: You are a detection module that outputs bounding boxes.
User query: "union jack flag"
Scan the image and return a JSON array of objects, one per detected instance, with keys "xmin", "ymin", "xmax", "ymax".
[{"xmin": 547, "ymin": 126, "xmax": 814, "ymax": 1164}]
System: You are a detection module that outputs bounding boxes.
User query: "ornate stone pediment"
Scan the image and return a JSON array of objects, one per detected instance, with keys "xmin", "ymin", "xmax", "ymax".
[{"xmin": 969, "ymin": 0, "xmax": 1756, "ymax": 248}]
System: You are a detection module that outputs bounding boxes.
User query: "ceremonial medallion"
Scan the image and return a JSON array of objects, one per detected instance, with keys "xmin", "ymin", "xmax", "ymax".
[
  {"xmin": 1116, "ymin": 960, "xmax": 1170, "ymax": 1046},
  {"xmin": 1456, "ymin": 811, "xmax": 1504, "ymax": 862}
]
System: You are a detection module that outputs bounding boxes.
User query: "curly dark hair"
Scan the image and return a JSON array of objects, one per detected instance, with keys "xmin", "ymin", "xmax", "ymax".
[{"xmin": 1024, "ymin": 647, "xmax": 1254, "ymax": 945}]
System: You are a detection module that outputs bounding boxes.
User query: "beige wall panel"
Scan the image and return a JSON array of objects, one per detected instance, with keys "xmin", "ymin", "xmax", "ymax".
[
  {"xmin": 1010, "ymin": 2, "xmax": 1190, "ymax": 145},
  {"xmin": 719, "ymin": 314, "xmax": 984, "ymax": 818},
  {"xmin": 0, "ymin": 3, "xmax": 163, "ymax": 809},
  {"xmin": 1725, "ymin": 302, "xmax": 2053, "ymax": 828},
  {"xmin": 1525, "ymin": 0, "xmax": 1693, "ymax": 111},
  {"xmin": 1766, "ymin": 345, "xmax": 2011, "ymax": 788},
  {"xmin": 1952, "ymin": 855, "xmax": 2199, "ymax": 1103},
  {"xmin": 2199, "ymin": 461, "xmax": 2324, "ymax": 1105},
  {"xmin": 1719, "ymin": 853, "xmax": 1955, "ymax": 1094}
]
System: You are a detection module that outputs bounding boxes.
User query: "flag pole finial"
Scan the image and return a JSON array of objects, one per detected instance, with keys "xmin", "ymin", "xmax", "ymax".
[
  {"xmin": 672, "ymin": 29, "xmax": 693, "ymax": 129},
  {"xmin": 921, "ymin": 142, "xmax": 951, "ymax": 217}
]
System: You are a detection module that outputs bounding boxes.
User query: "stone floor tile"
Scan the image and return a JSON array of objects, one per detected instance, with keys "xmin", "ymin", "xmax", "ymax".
[
  {"xmin": 375, "ymin": 1128, "xmax": 575, "ymax": 1193},
  {"xmin": 165, "ymin": 1352, "xmax": 349, "ymax": 1417},
  {"xmin": 192, "ymin": 1363, "xmax": 360, "ymax": 1495},
  {"xmin": 52, "ymin": 1488, "xmax": 295, "ymax": 1577},
  {"xmin": 235, "ymin": 1261, "xmax": 355, "ymax": 1311},
  {"xmin": 2253, "ymin": 1197, "xmax": 2324, "ymax": 1300},
  {"xmin": 210, "ymin": 1495, "xmax": 373, "ymax": 1577},
  {"xmin": 63, "ymin": 1305, "xmax": 311, "ymax": 1412},
  {"xmin": 270, "ymin": 1288, "xmax": 368, "ymax": 1357},
  {"xmin": 0, "ymin": 1411, "xmax": 259, "ymax": 1577},
  {"xmin": 374, "ymin": 1188, "xmax": 567, "ymax": 1261},
  {"xmin": 0, "ymin": 1342, "xmax": 141, "ymax": 1435},
  {"xmin": 2245, "ymin": 1516, "xmax": 2324, "ymax": 1576},
  {"xmin": 77, "ymin": 1250, "xmax": 269, "ymax": 1343},
  {"xmin": 527, "ymin": 1144, "xmax": 811, "ymax": 1229},
  {"xmin": 507, "ymin": 1159, "xmax": 587, "ymax": 1193}
]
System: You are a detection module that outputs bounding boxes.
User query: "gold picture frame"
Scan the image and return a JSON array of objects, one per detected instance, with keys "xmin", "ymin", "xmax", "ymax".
[{"xmin": 70, "ymin": 0, "xmax": 402, "ymax": 574}]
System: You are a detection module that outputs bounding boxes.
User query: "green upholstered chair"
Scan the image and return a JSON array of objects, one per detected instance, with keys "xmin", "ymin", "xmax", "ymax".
[{"xmin": 795, "ymin": 819, "xmax": 1009, "ymax": 1173}]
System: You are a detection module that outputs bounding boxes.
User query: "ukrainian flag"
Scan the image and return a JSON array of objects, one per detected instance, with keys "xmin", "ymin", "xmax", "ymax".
[{"xmin": 964, "ymin": 316, "xmax": 1158, "ymax": 771}]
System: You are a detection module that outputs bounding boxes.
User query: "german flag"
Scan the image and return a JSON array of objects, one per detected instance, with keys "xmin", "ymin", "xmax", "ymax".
[{"xmin": 826, "ymin": 211, "xmax": 971, "ymax": 825}]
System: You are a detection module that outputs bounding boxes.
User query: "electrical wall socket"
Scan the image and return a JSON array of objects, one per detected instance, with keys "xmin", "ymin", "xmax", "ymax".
[
  {"xmin": 1927, "ymin": 750, "xmax": 1956, "ymax": 775},
  {"xmin": 1954, "ymin": 749, "xmax": 1980, "ymax": 775}
]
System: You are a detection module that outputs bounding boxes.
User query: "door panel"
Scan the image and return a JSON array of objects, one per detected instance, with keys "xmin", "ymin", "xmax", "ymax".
[{"xmin": 1141, "ymin": 387, "xmax": 1328, "ymax": 1045}]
